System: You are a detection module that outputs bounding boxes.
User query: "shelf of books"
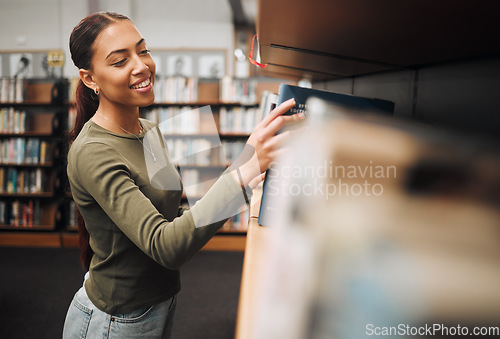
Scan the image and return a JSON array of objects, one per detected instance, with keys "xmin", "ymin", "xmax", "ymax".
[{"xmin": 0, "ymin": 77, "xmax": 68, "ymax": 235}]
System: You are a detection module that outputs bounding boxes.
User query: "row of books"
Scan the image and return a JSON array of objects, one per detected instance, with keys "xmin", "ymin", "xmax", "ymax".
[
  {"xmin": 154, "ymin": 76, "xmax": 198, "ymax": 103},
  {"xmin": 166, "ymin": 137, "xmax": 218, "ymax": 166},
  {"xmin": 223, "ymin": 205, "xmax": 250, "ymax": 231},
  {"xmin": 142, "ymin": 105, "xmax": 262, "ymax": 135},
  {"xmin": 0, "ymin": 167, "xmax": 45, "ymax": 194},
  {"xmin": 152, "ymin": 76, "xmax": 258, "ymax": 104},
  {"xmin": 174, "ymin": 142, "xmax": 245, "ymax": 197},
  {"xmin": 163, "ymin": 138, "xmax": 246, "ymax": 167},
  {"xmin": 0, "ymin": 108, "xmax": 27, "ymax": 133},
  {"xmin": 70, "ymin": 76, "xmax": 263, "ymax": 105},
  {"xmin": 0, "ymin": 199, "xmax": 41, "ymax": 227},
  {"xmin": 219, "ymin": 106, "xmax": 260, "ymax": 134},
  {"xmin": 0, "ymin": 138, "xmax": 52, "ymax": 165},
  {"xmin": 221, "ymin": 140, "xmax": 246, "ymax": 164},
  {"xmin": 181, "ymin": 168, "xmax": 219, "ymax": 198},
  {"xmin": 220, "ymin": 76, "xmax": 258, "ymax": 104},
  {"xmin": 142, "ymin": 106, "xmax": 205, "ymax": 134},
  {"xmin": 0, "ymin": 77, "xmax": 26, "ymax": 103}
]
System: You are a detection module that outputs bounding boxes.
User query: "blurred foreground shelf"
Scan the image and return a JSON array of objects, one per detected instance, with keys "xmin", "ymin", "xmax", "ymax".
[
  {"xmin": 0, "ymin": 232, "xmax": 246, "ymax": 251},
  {"xmin": 235, "ymin": 105, "xmax": 500, "ymax": 338}
]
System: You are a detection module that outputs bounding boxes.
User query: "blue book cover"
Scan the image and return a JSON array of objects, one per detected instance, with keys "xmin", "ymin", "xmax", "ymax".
[{"xmin": 258, "ymin": 84, "xmax": 394, "ymax": 226}]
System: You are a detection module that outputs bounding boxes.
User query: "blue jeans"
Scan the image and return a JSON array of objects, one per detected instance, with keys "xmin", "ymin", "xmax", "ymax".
[{"xmin": 63, "ymin": 275, "xmax": 177, "ymax": 339}]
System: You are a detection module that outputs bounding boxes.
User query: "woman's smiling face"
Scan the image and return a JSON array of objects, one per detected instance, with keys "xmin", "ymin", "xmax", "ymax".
[{"xmin": 87, "ymin": 19, "xmax": 156, "ymax": 109}]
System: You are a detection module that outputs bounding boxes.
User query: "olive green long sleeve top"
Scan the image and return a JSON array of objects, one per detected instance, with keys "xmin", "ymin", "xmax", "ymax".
[{"xmin": 67, "ymin": 119, "xmax": 250, "ymax": 314}]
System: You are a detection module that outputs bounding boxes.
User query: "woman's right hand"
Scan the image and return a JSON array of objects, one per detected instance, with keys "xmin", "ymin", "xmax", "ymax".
[{"xmin": 229, "ymin": 98, "xmax": 305, "ymax": 188}]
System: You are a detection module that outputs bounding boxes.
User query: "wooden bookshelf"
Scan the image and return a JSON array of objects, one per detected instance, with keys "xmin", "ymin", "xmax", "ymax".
[{"xmin": 0, "ymin": 79, "xmax": 68, "ymax": 235}]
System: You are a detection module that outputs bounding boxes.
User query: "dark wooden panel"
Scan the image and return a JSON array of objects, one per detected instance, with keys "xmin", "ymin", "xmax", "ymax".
[
  {"xmin": 257, "ymin": 0, "xmax": 500, "ymax": 79},
  {"xmin": 259, "ymin": 44, "xmax": 395, "ymax": 78}
]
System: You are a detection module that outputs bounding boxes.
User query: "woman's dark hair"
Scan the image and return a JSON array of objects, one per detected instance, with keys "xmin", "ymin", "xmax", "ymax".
[{"xmin": 68, "ymin": 11, "xmax": 130, "ymax": 270}]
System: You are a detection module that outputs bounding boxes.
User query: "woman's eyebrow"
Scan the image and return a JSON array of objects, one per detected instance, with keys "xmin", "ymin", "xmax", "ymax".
[{"xmin": 105, "ymin": 38, "xmax": 146, "ymax": 60}]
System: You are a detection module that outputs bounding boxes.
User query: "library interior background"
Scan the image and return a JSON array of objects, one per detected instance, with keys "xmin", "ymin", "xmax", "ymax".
[{"xmin": 1, "ymin": 0, "xmax": 500, "ymax": 338}]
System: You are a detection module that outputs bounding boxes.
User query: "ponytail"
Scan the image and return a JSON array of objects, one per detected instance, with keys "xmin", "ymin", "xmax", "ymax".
[{"xmin": 69, "ymin": 80, "xmax": 98, "ymax": 142}]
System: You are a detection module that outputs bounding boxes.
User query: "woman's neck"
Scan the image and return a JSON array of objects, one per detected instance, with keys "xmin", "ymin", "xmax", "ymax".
[{"xmin": 92, "ymin": 101, "xmax": 142, "ymax": 135}]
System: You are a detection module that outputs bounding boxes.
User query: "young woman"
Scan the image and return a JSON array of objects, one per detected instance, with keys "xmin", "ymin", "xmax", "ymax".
[{"xmin": 63, "ymin": 11, "xmax": 300, "ymax": 339}]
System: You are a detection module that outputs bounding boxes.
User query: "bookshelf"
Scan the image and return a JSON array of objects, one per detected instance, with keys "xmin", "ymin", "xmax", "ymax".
[
  {"xmin": 235, "ymin": 2, "xmax": 500, "ymax": 337},
  {"xmin": 0, "ymin": 78, "xmax": 68, "ymax": 232}
]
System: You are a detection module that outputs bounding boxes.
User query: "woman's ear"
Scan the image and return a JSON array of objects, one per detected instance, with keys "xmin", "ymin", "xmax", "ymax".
[{"xmin": 79, "ymin": 69, "xmax": 97, "ymax": 91}]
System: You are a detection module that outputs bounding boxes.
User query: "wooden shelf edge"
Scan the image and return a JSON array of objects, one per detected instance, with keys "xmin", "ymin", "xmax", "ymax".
[
  {"xmin": 217, "ymin": 229, "xmax": 247, "ymax": 235},
  {"xmin": 0, "ymin": 231, "xmax": 246, "ymax": 250},
  {"xmin": 0, "ymin": 192, "xmax": 55, "ymax": 198},
  {"xmin": 0, "ymin": 162, "xmax": 54, "ymax": 167},
  {"xmin": 201, "ymin": 234, "xmax": 246, "ymax": 252},
  {"xmin": 0, "ymin": 101, "xmax": 71, "ymax": 107},
  {"xmin": 0, "ymin": 132, "xmax": 55, "ymax": 137},
  {"xmin": 0, "ymin": 225, "xmax": 55, "ymax": 231},
  {"xmin": 61, "ymin": 232, "xmax": 79, "ymax": 248},
  {"xmin": 0, "ymin": 232, "xmax": 61, "ymax": 248}
]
